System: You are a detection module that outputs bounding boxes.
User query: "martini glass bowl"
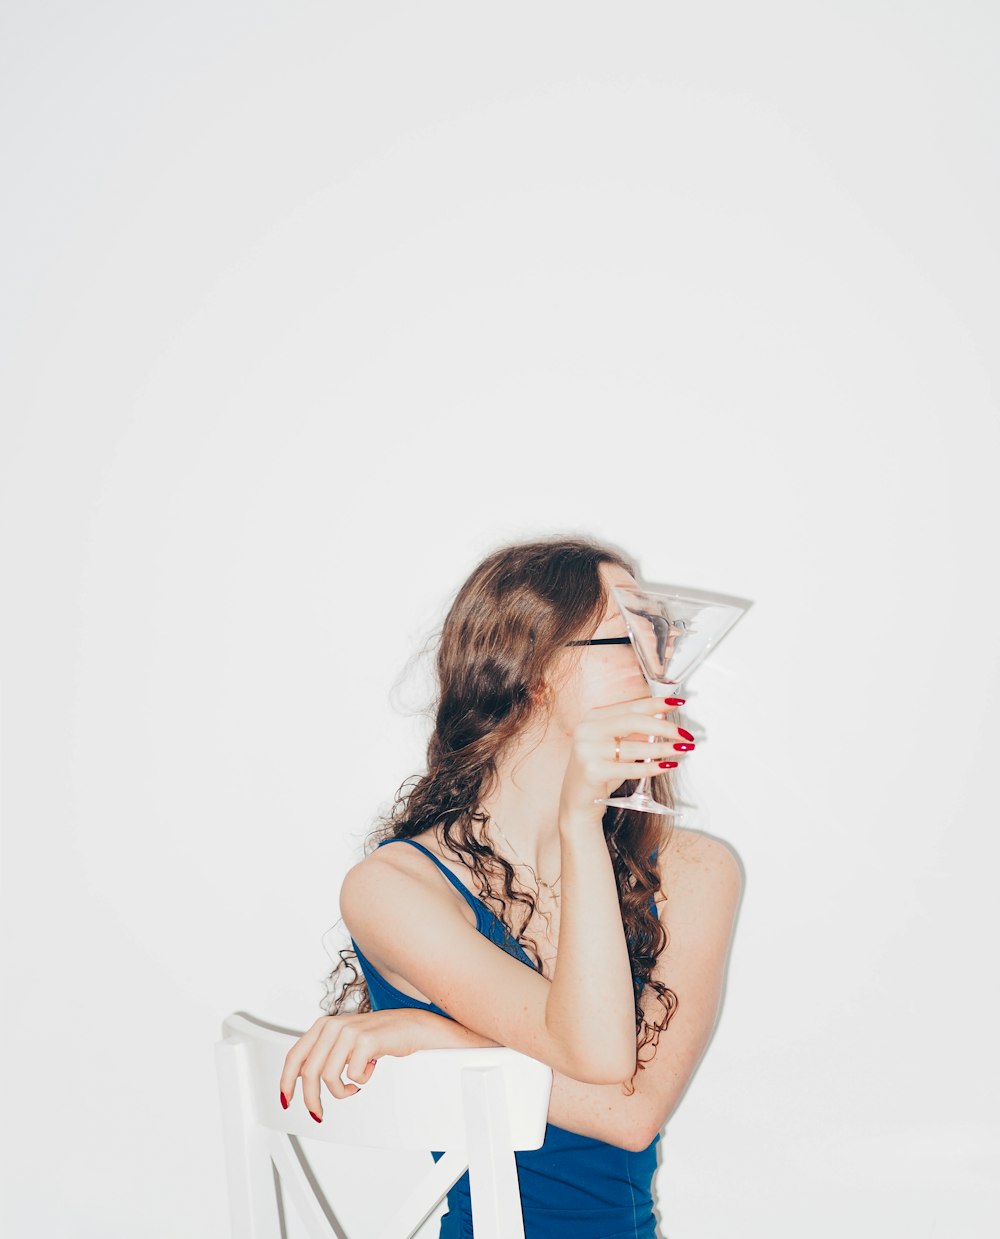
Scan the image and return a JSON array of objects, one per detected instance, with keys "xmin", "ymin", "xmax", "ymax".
[{"xmin": 597, "ymin": 584, "xmax": 750, "ymax": 816}]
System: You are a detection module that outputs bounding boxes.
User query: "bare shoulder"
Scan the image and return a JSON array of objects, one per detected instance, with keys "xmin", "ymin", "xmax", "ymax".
[
  {"xmin": 339, "ymin": 837, "xmax": 478, "ymax": 931},
  {"xmin": 654, "ymin": 827, "xmax": 743, "ymax": 909},
  {"xmin": 339, "ymin": 831, "xmax": 477, "ymax": 1006}
]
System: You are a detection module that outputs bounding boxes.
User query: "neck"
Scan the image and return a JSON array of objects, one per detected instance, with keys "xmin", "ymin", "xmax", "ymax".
[{"xmin": 476, "ymin": 710, "xmax": 572, "ymax": 884}]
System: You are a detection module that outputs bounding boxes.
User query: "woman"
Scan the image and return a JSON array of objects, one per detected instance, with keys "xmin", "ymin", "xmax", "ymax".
[{"xmin": 280, "ymin": 536, "xmax": 743, "ymax": 1239}]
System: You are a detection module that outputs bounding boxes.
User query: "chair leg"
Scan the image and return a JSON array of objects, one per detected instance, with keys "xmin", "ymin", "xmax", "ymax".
[
  {"xmin": 215, "ymin": 1037, "xmax": 285, "ymax": 1239},
  {"xmin": 462, "ymin": 1065, "xmax": 526, "ymax": 1239}
]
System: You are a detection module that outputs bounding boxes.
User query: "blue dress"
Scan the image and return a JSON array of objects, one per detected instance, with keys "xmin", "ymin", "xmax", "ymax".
[{"xmin": 349, "ymin": 837, "xmax": 661, "ymax": 1239}]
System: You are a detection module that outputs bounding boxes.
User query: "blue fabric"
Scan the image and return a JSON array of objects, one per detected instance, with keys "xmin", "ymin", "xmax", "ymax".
[{"xmin": 349, "ymin": 836, "xmax": 662, "ymax": 1239}]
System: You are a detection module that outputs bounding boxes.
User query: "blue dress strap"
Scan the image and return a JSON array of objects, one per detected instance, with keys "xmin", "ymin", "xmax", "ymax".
[{"xmin": 377, "ymin": 837, "xmax": 481, "ymax": 914}]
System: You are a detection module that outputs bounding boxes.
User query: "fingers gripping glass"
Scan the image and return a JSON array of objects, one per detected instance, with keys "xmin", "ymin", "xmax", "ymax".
[{"xmin": 566, "ymin": 586, "xmax": 749, "ymax": 816}]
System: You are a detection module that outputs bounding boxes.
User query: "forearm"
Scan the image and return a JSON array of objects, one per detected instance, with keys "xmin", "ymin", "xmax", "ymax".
[
  {"xmin": 545, "ymin": 816, "xmax": 637, "ymax": 1078},
  {"xmin": 408, "ymin": 1008, "xmax": 504, "ymax": 1052}
]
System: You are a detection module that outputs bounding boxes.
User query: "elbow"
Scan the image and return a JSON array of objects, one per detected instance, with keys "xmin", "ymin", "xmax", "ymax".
[
  {"xmin": 603, "ymin": 1036, "xmax": 639, "ymax": 1087},
  {"xmin": 603, "ymin": 1111, "xmax": 658, "ymax": 1153},
  {"xmin": 625, "ymin": 1122, "xmax": 659, "ymax": 1154},
  {"xmin": 546, "ymin": 1009, "xmax": 636, "ymax": 1085},
  {"xmin": 570, "ymin": 1044, "xmax": 637, "ymax": 1087},
  {"xmin": 617, "ymin": 1102, "xmax": 663, "ymax": 1154}
]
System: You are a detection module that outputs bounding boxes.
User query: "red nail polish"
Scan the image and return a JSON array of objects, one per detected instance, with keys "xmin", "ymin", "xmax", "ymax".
[
  {"xmin": 658, "ymin": 761, "xmax": 678, "ymax": 768},
  {"xmin": 664, "ymin": 697, "xmax": 686, "ymax": 705},
  {"xmin": 309, "ymin": 1110, "xmax": 322, "ymax": 1123},
  {"xmin": 280, "ymin": 1092, "xmax": 288, "ymax": 1110},
  {"xmin": 673, "ymin": 742, "xmax": 695, "ymax": 751},
  {"xmin": 677, "ymin": 727, "xmax": 694, "ymax": 741}
]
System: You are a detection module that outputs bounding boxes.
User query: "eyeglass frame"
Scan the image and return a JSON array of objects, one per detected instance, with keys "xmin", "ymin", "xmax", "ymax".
[{"xmin": 564, "ymin": 636, "xmax": 632, "ymax": 646}]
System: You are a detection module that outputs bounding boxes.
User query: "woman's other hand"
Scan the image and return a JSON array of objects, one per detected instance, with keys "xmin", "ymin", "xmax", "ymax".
[
  {"xmin": 278, "ymin": 1009, "xmax": 426, "ymax": 1121},
  {"xmin": 558, "ymin": 693, "xmax": 692, "ymax": 822}
]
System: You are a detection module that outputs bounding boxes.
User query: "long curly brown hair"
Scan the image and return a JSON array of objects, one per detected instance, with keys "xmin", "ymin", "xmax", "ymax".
[{"xmin": 320, "ymin": 535, "xmax": 679, "ymax": 1094}]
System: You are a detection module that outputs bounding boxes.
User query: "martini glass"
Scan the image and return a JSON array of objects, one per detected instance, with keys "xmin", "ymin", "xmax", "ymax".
[{"xmin": 596, "ymin": 584, "xmax": 750, "ymax": 816}]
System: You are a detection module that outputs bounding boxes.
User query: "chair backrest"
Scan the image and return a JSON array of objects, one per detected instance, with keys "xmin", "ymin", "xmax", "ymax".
[{"xmin": 215, "ymin": 1011, "xmax": 553, "ymax": 1239}]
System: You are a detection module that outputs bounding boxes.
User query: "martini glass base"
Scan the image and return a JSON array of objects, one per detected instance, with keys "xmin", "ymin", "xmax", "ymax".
[{"xmin": 596, "ymin": 791, "xmax": 685, "ymax": 817}]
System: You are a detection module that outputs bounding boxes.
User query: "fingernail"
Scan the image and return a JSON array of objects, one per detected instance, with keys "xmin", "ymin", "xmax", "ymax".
[
  {"xmin": 677, "ymin": 727, "xmax": 694, "ymax": 741},
  {"xmin": 309, "ymin": 1110, "xmax": 323, "ymax": 1123},
  {"xmin": 664, "ymin": 697, "xmax": 685, "ymax": 705},
  {"xmin": 673, "ymin": 742, "xmax": 695, "ymax": 751},
  {"xmin": 280, "ymin": 1092, "xmax": 288, "ymax": 1110},
  {"xmin": 658, "ymin": 761, "xmax": 678, "ymax": 768}
]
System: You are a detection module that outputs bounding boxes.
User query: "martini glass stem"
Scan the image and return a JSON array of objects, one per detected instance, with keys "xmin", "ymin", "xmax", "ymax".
[
  {"xmin": 620, "ymin": 731, "xmax": 656, "ymax": 800},
  {"xmin": 634, "ymin": 731, "xmax": 658, "ymax": 797}
]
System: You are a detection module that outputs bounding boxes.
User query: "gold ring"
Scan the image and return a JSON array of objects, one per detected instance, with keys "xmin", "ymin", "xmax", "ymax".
[{"xmin": 614, "ymin": 737, "xmax": 621, "ymax": 763}]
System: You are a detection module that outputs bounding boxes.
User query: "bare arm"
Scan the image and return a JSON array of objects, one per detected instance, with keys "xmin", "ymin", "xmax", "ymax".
[
  {"xmin": 407, "ymin": 834, "xmax": 743, "ymax": 1154},
  {"xmin": 553, "ymin": 836, "xmax": 743, "ymax": 1150},
  {"xmin": 337, "ymin": 822, "xmax": 634, "ymax": 1085},
  {"xmin": 407, "ymin": 1008, "xmax": 503, "ymax": 1051},
  {"xmin": 546, "ymin": 812, "xmax": 637, "ymax": 1077},
  {"xmin": 341, "ymin": 697, "xmax": 678, "ymax": 1085}
]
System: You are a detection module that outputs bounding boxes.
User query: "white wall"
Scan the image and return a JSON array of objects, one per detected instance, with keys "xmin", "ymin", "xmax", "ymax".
[{"xmin": 2, "ymin": 3, "xmax": 997, "ymax": 1236}]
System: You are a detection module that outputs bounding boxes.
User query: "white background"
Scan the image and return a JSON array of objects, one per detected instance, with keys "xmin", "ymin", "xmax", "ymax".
[{"xmin": 2, "ymin": 2, "xmax": 998, "ymax": 1236}]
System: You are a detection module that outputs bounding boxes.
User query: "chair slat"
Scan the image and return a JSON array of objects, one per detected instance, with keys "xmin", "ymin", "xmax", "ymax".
[
  {"xmin": 382, "ymin": 1149, "xmax": 469, "ymax": 1239},
  {"xmin": 265, "ymin": 1129, "xmax": 348, "ymax": 1239}
]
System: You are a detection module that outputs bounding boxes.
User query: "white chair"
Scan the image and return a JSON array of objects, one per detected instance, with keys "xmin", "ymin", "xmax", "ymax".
[{"xmin": 215, "ymin": 1011, "xmax": 553, "ymax": 1239}]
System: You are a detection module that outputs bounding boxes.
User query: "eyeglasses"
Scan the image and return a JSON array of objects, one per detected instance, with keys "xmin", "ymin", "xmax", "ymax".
[{"xmin": 564, "ymin": 636, "xmax": 632, "ymax": 647}]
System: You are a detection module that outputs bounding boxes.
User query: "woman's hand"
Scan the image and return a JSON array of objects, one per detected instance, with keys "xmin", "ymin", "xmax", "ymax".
[
  {"xmin": 279, "ymin": 1009, "xmax": 429, "ymax": 1121},
  {"xmin": 279, "ymin": 1009, "xmax": 500, "ymax": 1121},
  {"xmin": 558, "ymin": 693, "xmax": 693, "ymax": 822}
]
